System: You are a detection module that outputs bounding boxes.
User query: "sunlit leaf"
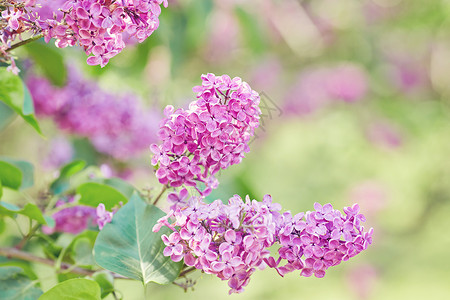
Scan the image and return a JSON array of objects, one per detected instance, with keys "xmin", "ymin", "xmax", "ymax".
[
  {"xmin": 0, "ymin": 202, "xmax": 51, "ymax": 225},
  {"xmin": 39, "ymin": 278, "xmax": 100, "ymax": 300},
  {"xmin": 0, "ymin": 157, "xmax": 34, "ymax": 190},
  {"xmin": 0, "ymin": 67, "xmax": 42, "ymax": 134},
  {"xmin": 93, "ymin": 193, "xmax": 183, "ymax": 285},
  {"xmin": 92, "ymin": 271, "xmax": 114, "ymax": 298},
  {"xmin": 77, "ymin": 182, "xmax": 129, "ymax": 210}
]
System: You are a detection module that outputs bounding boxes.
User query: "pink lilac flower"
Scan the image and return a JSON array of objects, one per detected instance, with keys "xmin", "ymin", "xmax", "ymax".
[
  {"xmin": 26, "ymin": 65, "xmax": 160, "ymax": 160},
  {"xmin": 270, "ymin": 202, "xmax": 373, "ymax": 279},
  {"xmin": 1, "ymin": 0, "xmax": 167, "ymax": 71},
  {"xmin": 150, "ymin": 73, "xmax": 261, "ymax": 193},
  {"xmin": 154, "ymin": 195, "xmax": 373, "ymax": 294},
  {"xmin": 96, "ymin": 203, "xmax": 113, "ymax": 230},
  {"xmin": 154, "ymin": 194, "xmax": 279, "ymax": 294}
]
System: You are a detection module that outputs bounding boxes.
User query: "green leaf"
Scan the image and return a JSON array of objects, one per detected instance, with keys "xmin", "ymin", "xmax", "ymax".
[
  {"xmin": 77, "ymin": 180, "xmax": 133, "ymax": 210},
  {"xmin": 0, "ymin": 178, "xmax": 3, "ymax": 199},
  {"xmin": 50, "ymin": 160, "xmax": 86, "ymax": 195},
  {"xmin": 0, "ymin": 157, "xmax": 34, "ymax": 190},
  {"xmin": 0, "ymin": 161, "xmax": 22, "ymax": 190},
  {"xmin": 0, "ymin": 202, "xmax": 51, "ymax": 225},
  {"xmin": 234, "ymin": 7, "xmax": 266, "ymax": 55},
  {"xmin": 25, "ymin": 42, "xmax": 67, "ymax": 87},
  {"xmin": 0, "ymin": 67, "xmax": 42, "ymax": 135},
  {"xmin": 39, "ymin": 278, "xmax": 100, "ymax": 300},
  {"xmin": 72, "ymin": 237, "xmax": 95, "ymax": 266},
  {"xmin": 92, "ymin": 271, "xmax": 114, "ymax": 298},
  {"xmin": 93, "ymin": 193, "xmax": 183, "ymax": 285},
  {"xmin": 0, "ymin": 266, "xmax": 43, "ymax": 300},
  {"xmin": 0, "ymin": 100, "xmax": 16, "ymax": 131},
  {"xmin": 92, "ymin": 178, "xmax": 135, "ymax": 200}
]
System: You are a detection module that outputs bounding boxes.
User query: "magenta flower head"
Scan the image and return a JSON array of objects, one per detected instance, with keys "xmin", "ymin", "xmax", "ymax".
[
  {"xmin": 154, "ymin": 194, "xmax": 279, "ymax": 294},
  {"xmin": 150, "ymin": 73, "xmax": 261, "ymax": 193}
]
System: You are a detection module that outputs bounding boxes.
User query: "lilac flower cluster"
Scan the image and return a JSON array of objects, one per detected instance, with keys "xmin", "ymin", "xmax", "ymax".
[
  {"xmin": 154, "ymin": 194, "xmax": 278, "ymax": 294},
  {"xmin": 154, "ymin": 195, "xmax": 373, "ymax": 294},
  {"xmin": 268, "ymin": 202, "xmax": 373, "ymax": 279},
  {"xmin": 0, "ymin": 0, "xmax": 167, "ymax": 70},
  {"xmin": 150, "ymin": 74, "xmax": 261, "ymax": 193},
  {"xmin": 27, "ymin": 66, "xmax": 160, "ymax": 160},
  {"xmin": 44, "ymin": 0, "xmax": 168, "ymax": 67}
]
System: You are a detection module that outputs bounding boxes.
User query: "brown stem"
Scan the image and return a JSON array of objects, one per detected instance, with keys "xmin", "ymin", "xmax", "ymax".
[
  {"xmin": 152, "ymin": 184, "xmax": 168, "ymax": 205},
  {"xmin": 0, "ymin": 247, "xmax": 129, "ymax": 279},
  {"xmin": 3, "ymin": 33, "xmax": 43, "ymax": 53},
  {"xmin": 179, "ymin": 266, "xmax": 196, "ymax": 277}
]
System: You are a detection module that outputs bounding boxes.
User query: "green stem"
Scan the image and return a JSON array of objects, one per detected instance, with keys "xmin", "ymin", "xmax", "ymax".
[{"xmin": 4, "ymin": 33, "xmax": 44, "ymax": 53}]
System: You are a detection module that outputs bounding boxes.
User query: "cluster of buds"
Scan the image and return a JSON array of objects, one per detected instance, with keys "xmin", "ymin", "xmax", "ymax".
[
  {"xmin": 150, "ymin": 73, "xmax": 261, "ymax": 194},
  {"xmin": 154, "ymin": 195, "xmax": 373, "ymax": 294}
]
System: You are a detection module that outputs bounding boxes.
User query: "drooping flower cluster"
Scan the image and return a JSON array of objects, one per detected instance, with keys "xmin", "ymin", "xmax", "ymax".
[
  {"xmin": 27, "ymin": 65, "xmax": 160, "ymax": 160},
  {"xmin": 150, "ymin": 73, "xmax": 261, "ymax": 193},
  {"xmin": 154, "ymin": 194, "xmax": 279, "ymax": 294},
  {"xmin": 0, "ymin": 0, "xmax": 167, "ymax": 70},
  {"xmin": 268, "ymin": 202, "xmax": 373, "ymax": 278},
  {"xmin": 154, "ymin": 195, "xmax": 373, "ymax": 294}
]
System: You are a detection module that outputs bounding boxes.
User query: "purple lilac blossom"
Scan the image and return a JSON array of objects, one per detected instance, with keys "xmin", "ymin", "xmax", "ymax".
[
  {"xmin": 150, "ymin": 73, "xmax": 261, "ymax": 193},
  {"xmin": 0, "ymin": 0, "xmax": 167, "ymax": 70},
  {"xmin": 27, "ymin": 66, "xmax": 160, "ymax": 160},
  {"xmin": 154, "ymin": 195, "xmax": 373, "ymax": 294},
  {"xmin": 96, "ymin": 203, "xmax": 113, "ymax": 230}
]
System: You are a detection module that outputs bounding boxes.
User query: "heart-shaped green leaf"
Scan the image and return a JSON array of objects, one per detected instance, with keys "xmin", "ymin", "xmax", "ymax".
[{"xmin": 94, "ymin": 193, "xmax": 183, "ymax": 285}]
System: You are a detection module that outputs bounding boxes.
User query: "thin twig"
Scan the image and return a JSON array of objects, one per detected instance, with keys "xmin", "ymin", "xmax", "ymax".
[
  {"xmin": 179, "ymin": 266, "xmax": 196, "ymax": 277},
  {"xmin": 3, "ymin": 33, "xmax": 44, "ymax": 53},
  {"xmin": 152, "ymin": 184, "xmax": 168, "ymax": 205}
]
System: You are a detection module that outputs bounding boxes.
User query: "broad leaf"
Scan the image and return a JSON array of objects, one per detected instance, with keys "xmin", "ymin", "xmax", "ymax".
[
  {"xmin": 39, "ymin": 278, "xmax": 100, "ymax": 300},
  {"xmin": 0, "ymin": 266, "xmax": 42, "ymax": 300},
  {"xmin": 93, "ymin": 193, "xmax": 183, "ymax": 285},
  {"xmin": 0, "ymin": 157, "xmax": 34, "ymax": 190},
  {"xmin": 0, "ymin": 179, "xmax": 3, "ymax": 199},
  {"xmin": 0, "ymin": 67, "xmax": 42, "ymax": 134}
]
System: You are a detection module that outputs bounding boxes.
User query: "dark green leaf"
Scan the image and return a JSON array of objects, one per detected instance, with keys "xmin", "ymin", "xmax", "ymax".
[
  {"xmin": 39, "ymin": 278, "xmax": 100, "ymax": 300},
  {"xmin": 0, "ymin": 157, "xmax": 34, "ymax": 190},
  {"xmin": 92, "ymin": 271, "xmax": 114, "ymax": 298},
  {"xmin": 25, "ymin": 42, "xmax": 67, "ymax": 87},
  {"xmin": 94, "ymin": 193, "xmax": 183, "ymax": 285},
  {"xmin": 0, "ymin": 266, "xmax": 42, "ymax": 300}
]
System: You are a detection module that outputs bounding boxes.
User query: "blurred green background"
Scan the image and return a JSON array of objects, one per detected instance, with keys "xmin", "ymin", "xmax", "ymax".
[{"xmin": 2, "ymin": 0, "xmax": 450, "ymax": 299}]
